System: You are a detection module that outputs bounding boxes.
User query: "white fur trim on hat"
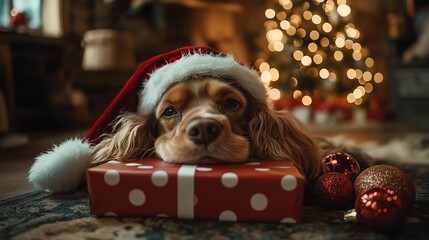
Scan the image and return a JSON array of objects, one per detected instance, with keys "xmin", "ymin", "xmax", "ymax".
[
  {"xmin": 28, "ymin": 138, "xmax": 92, "ymax": 192},
  {"xmin": 138, "ymin": 52, "xmax": 267, "ymax": 115}
]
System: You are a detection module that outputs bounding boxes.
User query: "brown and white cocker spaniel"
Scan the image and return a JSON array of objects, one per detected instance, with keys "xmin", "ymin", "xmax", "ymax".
[
  {"xmin": 92, "ymin": 75, "xmax": 322, "ymax": 181},
  {"xmin": 29, "ymin": 46, "xmax": 323, "ymax": 193}
]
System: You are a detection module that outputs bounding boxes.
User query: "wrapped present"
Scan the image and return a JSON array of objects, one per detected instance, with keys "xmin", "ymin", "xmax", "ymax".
[{"xmin": 87, "ymin": 159, "xmax": 305, "ymax": 223}]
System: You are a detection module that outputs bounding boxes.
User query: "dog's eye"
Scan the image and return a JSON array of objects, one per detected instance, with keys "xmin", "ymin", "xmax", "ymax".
[
  {"xmin": 162, "ymin": 107, "xmax": 179, "ymax": 118},
  {"xmin": 223, "ymin": 98, "xmax": 240, "ymax": 111}
]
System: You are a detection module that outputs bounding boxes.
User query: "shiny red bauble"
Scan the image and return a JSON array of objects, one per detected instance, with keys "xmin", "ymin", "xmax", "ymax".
[
  {"xmin": 355, "ymin": 186, "xmax": 407, "ymax": 233},
  {"xmin": 322, "ymin": 152, "xmax": 360, "ymax": 182}
]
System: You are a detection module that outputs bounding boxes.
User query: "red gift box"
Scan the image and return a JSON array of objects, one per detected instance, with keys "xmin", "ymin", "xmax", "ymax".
[{"xmin": 87, "ymin": 159, "xmax": 305, "ymax": 223}]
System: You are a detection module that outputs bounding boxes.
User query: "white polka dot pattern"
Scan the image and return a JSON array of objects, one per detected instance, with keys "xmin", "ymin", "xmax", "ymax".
[
  {"xmin": 138, "ymin": 165, "xmax": 154, "ymax": 169},
  {"xmin": 250, "ymin": 193, "xmax": 268, "ymax": 211},
  {"xmin": 221, "ymin": 172, "xmax": 238, "ymax": 188},
  {"xmin": 129, "ymin": 189, "xmax": 145, "ymax": 206},
  {"xmin": 219, "ymin": 210, "xmax": 237, "ymax": 221},
  {"xmin": 107, "ymin": 160, "xmax": 121, "ymax": 164},
  {"xmin": 281, "ymin": 175, "xmax": 297, "ymax": 191},
  {"xmin": 90, "ymin": 159, "xmax": 304, "ymax": 223},
  {"xmin": 255, "ymin": 168, "xmax": 270, "ymax": 172},
  {"xmin": 104, "ymin": 170, "xmax": 120, "ymax": 186},
  {"xmin": 151, "ymin": 170, "xmax": 169, "ymax": 187},
  {"xmin": 104, "ymin": 212, "xmax": 118, "ymax": 217},
  {"xmin": 125, "ymin": 163, "xmax": 141, "ymax": 166},
  {"xmin": 196, "ymin": 167, "xmax": 213, "ymax": 171},
  {"xmin": 245, "ymin": 162, "xmax": 260, "ymax": 165},
  {"xmin": 280, "ymin": 217, "xmax": 297, "ymax": 223}
]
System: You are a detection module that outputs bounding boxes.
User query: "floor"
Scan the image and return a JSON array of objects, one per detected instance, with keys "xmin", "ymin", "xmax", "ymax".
[
  {"xmin": 0, "ymin": 128, "xmax": 87, "ymax": 199},
  {"xmin": 0, "ymin": 121, "xmax": 427, "ymax": 200}
]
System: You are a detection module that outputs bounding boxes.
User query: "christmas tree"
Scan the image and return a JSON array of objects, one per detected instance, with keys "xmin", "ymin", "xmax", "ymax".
[{"xmin": 256, "ymin": 0, "xmax": 384, "ymax": 107}]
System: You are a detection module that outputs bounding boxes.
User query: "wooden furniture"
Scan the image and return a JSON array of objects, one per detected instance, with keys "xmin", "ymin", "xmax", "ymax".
[{"xmin": 0, "ymin": 32, "xmax": 65, "ymax": 130}]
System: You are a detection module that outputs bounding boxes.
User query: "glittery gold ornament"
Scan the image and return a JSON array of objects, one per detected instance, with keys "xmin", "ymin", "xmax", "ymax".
[{"xmin": 354, "ymin": 165, "xmax": 415, "ymax": 209}]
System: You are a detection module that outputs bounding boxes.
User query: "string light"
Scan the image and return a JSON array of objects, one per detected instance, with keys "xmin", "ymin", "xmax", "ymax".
[
  {"xmin": 273, "ymin": 41, "xmax": 284, "ymax": 51},
  {"xmin": 259, "ymin": 62, "xmax": 270, "ymax": 72},
  {"xmin": 320, "ymin": 37, "xmax": 330, "ymax": 47},
  {"xmin": 364, "ymin": 83, "xmax": 373, "ymax": 93},
  {"xmin": 260, "ymin": 1, "xmax": 383, "ymax": 106},
  {"xmin": 319, "ymin": 68, "xmax": 329, "ymax": 79},
  {"xmin": 269, "ymin": 88, "xmax": 281, "ymax": 100},
  {"xmin": 302, "ymin": 95, "xmax": 312, "ymax": 105},
  {"xmin": 353, "ymin": 88, "xmax": 362, "ymax": 99},
  {"xmin": 352, "ymin": 43, "xmax": 362, "ymax": 52},
  {"xmin": 270, "ymin": 68, "xmax": 280, "ymax": 81},
  {"xmin": 329, "ymin": 72, "xmax": 337, "ymax": 81},
  {"xmin": 308, "ymin": 42, "xmax": 318, "ymax": 52},
  {"xmin": 374, "ymin": 73, "xmax": 384, "ymax": 83},
  {"xmin": 335, "ymin": 38, "xmax": 345, "ymax": 48},
  {"xmin": 293, "ymin": 50, "xmax": 304, "ymax": 61},
  {"xmin": 313, "ymin": 54, "xmax": 323, "ymax": 64},
  {"xmin": 276, "ymin": 11, "xmax": 287, "ymax": 20},
  {"xmin": 297, "ymin": 28, "xmax": 307, "ymax": 38},
  {"xmin": 293, "ymin": 39, "xmax": 303, "ymax": 47},
  {"xmin": 334, "ymin": 51, "xmax": 344, "ymax": 61},
  {"xmin": 347, "ymin": 69, "xmax": 356, "ymax": 79},
  {"xmin": 301, "ymin": 56, "xmax": 312, "ymax": 66},
  {"xmin": 310, "ymin": 30, "xmax": 320, "ymax": 40},
  {"xmin": 354, "ymin": 98, "xmax": 362, "ymax": 105},
  {"xmin": 363, "ymin": 71, "xmax": 372, "ymax": 81},
  {"xmin": 280, "ymin": 20, "xmax": 291, "ymax": 30},
  {"xmin": 337, "ymin": 4, "xmax": 351, "ymax": 17},
  {"xmin": 303, "ymin": 10, "xmax": 312, "ymax": 20},
  {"xmin": 322, "ymin": 22, "xmax": 333, "ymax": 33},
  {"xmin": 293, "ymin": 90, "xmax": 302, "ymax": 99},
  {"xmin": 365, "ymin": 57, "xmax": 374, "ymax": 67},
  {"xmin": 290, "ymin": 77, "xmax": 298, "ymax": 87},
  {"xmin": 311, "ymin": 15, "xmax": 322, "ymax": 24},
  {"xmin": 345, "ymin": 39, "xmax": 354, "ymax": 49},
  {"xmin": 352, "ymin": 51, "xmax": 362, "ymax": 60},
  {"xmin": 261, "ymin": 71, "xmax": 272, "ymax": 83},
  {"xmin": 265, "ymin": 9, "xmax": 276, "ymax": 19},
  {"xmin": 286, "ymin": 26, "xmax": 297, "ymax": 35},
  {"xmin": 347, "ymin": 93, "xmax": 355, "ymax": 103}
]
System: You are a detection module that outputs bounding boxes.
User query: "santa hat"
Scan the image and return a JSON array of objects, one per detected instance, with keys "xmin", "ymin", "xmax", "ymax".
[{"xmin": 28, "ymin": 46, "xmax": 268, "ymax": 192}]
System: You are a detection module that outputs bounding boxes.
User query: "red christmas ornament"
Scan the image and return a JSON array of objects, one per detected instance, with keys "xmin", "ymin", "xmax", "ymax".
[
  {"xmin": 313, "ymin": 172, "xmax": 355, "ymax": 209},
  {"xmin": 355, "ymin": 187, "xmax": 407, "ymax": 233},
  {"xmin": 354, "ymin": 165, "xmax": 415, "ymax": 209},
  {"xmin": 322, "ymin": 152, "xmax": 360, "ymax": 182},
  {"xmin": 10, "ymin": 8, "xmax": 28, "ymax": 30}
]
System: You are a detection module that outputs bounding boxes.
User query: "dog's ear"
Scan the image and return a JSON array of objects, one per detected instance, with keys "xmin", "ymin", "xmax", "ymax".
[
  {"xmin": 249, "ymin": 106, "xmax": 323, "ymax": 182},
  {"xmin": 91, "ymin": 113, "xmax": 156, "ymax": 165}
]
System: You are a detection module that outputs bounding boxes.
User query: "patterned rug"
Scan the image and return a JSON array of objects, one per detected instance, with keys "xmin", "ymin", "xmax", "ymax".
[{"xmin": 1, "ymin": 161, "xmax": 428, "ymax": 240}]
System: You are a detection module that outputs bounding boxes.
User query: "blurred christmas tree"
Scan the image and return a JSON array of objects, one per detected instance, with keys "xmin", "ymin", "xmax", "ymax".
[{"xmin": 256, "ymin": 0, "xmax": 384, "ymax": 108}]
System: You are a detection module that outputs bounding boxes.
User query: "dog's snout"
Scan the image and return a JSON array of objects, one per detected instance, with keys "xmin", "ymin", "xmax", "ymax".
[{"xmin": 186, "ymin": 119, "xmax": 222, "ymax": 145}]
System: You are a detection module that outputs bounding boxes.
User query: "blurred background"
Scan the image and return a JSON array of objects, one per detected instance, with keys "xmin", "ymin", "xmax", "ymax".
[{"xmin": 0, "ymin": 0, "xmax": 428, "ymax": 197}]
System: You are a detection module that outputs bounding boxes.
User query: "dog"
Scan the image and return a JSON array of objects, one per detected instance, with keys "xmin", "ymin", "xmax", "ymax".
[
  {"xmin": 29, "ymin": 46, "xmax": 323, "ymax": 193},
  {"xmin": 91, "ymin": 75, "xmax": 323, "ymax": 182}
]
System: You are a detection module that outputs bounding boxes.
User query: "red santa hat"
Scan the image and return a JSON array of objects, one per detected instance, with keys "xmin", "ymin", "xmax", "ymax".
[{"xmin": 28, "ymin": 46, "xmax": 268, "ymax": 192}]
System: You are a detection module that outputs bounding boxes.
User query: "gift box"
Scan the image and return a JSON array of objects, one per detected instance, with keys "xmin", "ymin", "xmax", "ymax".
[{"xmin": 87, "ymin": 159, "xmax": 305, "ymax": 223}]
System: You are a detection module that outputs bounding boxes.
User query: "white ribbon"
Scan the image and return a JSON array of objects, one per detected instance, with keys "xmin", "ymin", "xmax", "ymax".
[{"xmin": 177, "ymin": 165, "xmax": 197, "ymax": 219}]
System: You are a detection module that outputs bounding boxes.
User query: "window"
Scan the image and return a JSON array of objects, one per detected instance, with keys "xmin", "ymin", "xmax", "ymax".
[
  {"xmin": 0, "ymin": 0, "xmax": 42, "ymax": 30},
  {"xmin": 0, "ymin": 0, "xmax": 62, "ymax": 37}
]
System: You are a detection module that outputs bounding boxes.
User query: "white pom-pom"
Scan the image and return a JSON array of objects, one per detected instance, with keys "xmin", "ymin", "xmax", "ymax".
[{"xmin": 28, "ymin": 138, "xmax": 92, "ymax": 192}]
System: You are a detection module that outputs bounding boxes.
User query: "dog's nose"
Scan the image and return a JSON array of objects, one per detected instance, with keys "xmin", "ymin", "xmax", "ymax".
[{"xmin": 186, "ymin": 119, "xmax": 222, "ymax": 145}]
